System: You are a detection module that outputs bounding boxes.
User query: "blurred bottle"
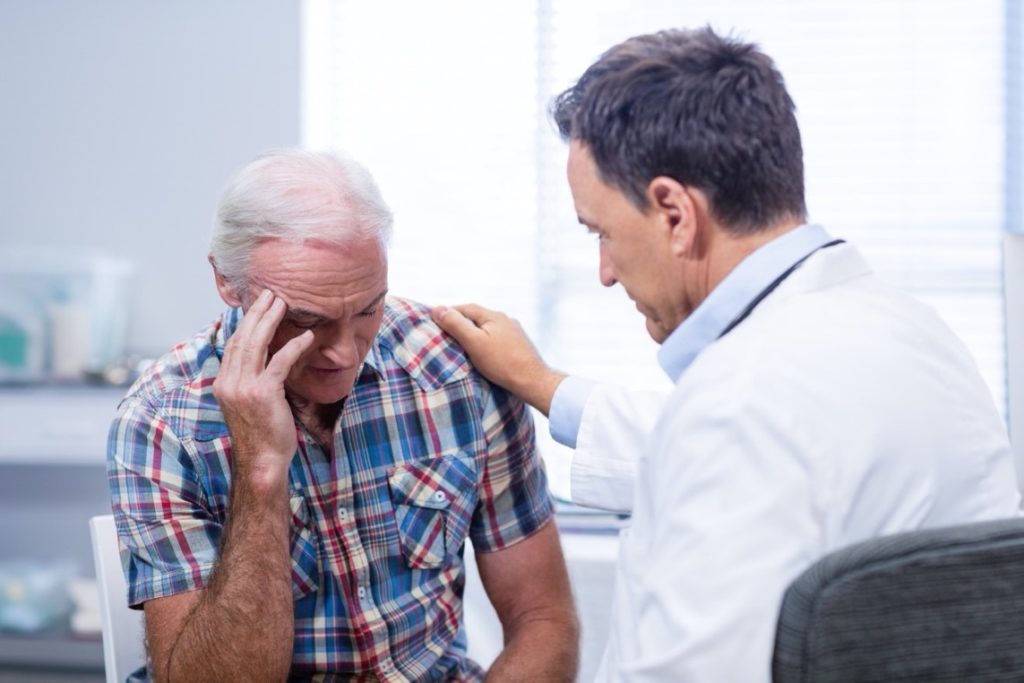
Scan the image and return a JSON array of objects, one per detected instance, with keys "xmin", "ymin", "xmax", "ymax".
[
  {"xmin": 48, "ymin": 301, "xmax": 91, "ymax": 380},
  {"xmin": 0, "ymin": 298, "xmax": 45, "ymax": 382},
  {"xmin": 0, "ymin": 247, "xmax": 134, "ymax": 382}
]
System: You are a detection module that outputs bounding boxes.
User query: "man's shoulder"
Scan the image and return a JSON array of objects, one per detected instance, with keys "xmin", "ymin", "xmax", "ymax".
[
  {"xmin": 375, "ymin": 297, "xmax": 474, "ymax": 392},
  {"xmin": 118, "ymin": 317, "xmax": 224, "ymax": 427}
]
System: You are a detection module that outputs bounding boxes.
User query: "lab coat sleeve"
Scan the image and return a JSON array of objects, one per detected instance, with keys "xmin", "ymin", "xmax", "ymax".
[
  {"xmin": 550, "ymin": 378, "xmax": 668, "ymax": 514},
  {"xmin": 610, "ymin": 385, "xmax": 819, "ymax": 682}
]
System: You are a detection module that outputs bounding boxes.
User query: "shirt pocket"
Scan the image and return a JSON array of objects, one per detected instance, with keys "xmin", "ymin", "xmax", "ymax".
[
  {"xmin": 388, "ymin": 451, "xmax": 477, "ymax": 570},
  {"xmin": 289, "ymin": 494, "xmax": 320, "ymax": 600}
]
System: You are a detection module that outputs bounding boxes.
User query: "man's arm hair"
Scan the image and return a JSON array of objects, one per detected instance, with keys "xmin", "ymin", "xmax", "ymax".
[
  {"xmin": 143, "ymin": 292, "xmax": 314, "ymax": 682},
  {"xmin": 144, "ymin": 470, "xmax": 294, "ymax": 683}
]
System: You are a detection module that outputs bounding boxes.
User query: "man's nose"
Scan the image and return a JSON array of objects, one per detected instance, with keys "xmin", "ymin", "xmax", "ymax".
[
  {"xmin": 599, "ymin": 243, "xmax": 617, "ymax": 288},
  {"xmin": 320, "ymin": 330, "xmax": 359, "ymax": 368}
]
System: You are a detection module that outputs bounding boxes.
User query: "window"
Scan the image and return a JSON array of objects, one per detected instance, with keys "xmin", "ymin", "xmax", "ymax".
[{"xmin": 304, "ymin": 0, "xmax": 1009, "ymax": 494}]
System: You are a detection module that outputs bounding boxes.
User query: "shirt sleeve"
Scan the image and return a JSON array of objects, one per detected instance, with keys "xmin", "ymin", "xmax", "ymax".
[
  {"xmin": 567, "ymin": 383, "xmax": 669, "ymax": 514},
  {"xmin": 107, "ymin": 396, "xmax": 221, "ymax": 608},
  {"xmin": 548, "ymin": 375, "xmax": 596, "ymax": 448},
  {"xmin": 469, "ymin": 379, "xmax": 554, "ymax": 553}
]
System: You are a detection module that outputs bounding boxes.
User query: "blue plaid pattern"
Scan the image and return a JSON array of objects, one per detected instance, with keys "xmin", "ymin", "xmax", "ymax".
[{"xmin": 107, "ymin": 297, "xmax": 554, "ymax": 681}]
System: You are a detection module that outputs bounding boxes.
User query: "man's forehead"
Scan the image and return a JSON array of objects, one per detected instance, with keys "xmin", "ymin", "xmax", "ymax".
[
  {"xmin": 282, "ymin": 289, "xmax": 388, "ymax": 318},
  {"xmin": 251, "ymin": 234, "xmax": 386, "ymax": 258},
  {"xmin": 243, "ymin": 237, "xmax": 388, "ymax": 313},
  {"xmin": 248, "ymin": 236, "xmax": 385, "ymax": 277}
]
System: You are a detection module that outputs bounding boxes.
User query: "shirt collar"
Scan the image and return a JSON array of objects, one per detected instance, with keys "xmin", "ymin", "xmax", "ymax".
[{"xmin": 657, "ymin": 223, "xmax": 835, "ymax": 382}]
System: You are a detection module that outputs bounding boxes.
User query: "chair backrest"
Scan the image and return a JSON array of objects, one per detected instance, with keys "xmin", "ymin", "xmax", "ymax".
[
  {"xmin": 90, "ymin": 514, "xmax": 146, "ymax": 683},
  {"xmin": 772, "ymin": 517, "xmax": 1024, "ymax": 682}
]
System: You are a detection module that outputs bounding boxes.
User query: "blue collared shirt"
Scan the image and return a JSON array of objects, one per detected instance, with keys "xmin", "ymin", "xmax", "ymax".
[{"xmin": 550, "ymin": 223, "xmax": 835, "ymax": 447}]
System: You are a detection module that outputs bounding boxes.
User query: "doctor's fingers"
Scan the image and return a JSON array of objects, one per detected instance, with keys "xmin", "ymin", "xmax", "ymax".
[
  {"xmin": 432, "ymin": 306, "xmax": 490, "ymax": 349},
  {"xmin": 451, "ymin": 303, "xmax": 505, "ymax": 328}
]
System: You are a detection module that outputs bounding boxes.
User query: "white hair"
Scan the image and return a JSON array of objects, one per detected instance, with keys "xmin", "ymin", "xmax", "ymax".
[{"xmin": 210, "ymin": 148, "xmax": 393, "ymax": 287}]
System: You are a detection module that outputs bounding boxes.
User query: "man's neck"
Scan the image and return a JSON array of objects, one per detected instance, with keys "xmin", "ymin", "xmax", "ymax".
[
  {"xmin": 289, "ymin": 395, "xmax": 345, "ymax": 449},
  {"xmin": 703, "ymin": 217, "xmax": 804, "ymax": 298}
]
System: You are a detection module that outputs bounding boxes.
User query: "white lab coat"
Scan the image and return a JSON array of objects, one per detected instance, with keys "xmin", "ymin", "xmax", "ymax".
[{"xmin": 568, "ymin": 243, "xmax": 1021, "ymax": 682}]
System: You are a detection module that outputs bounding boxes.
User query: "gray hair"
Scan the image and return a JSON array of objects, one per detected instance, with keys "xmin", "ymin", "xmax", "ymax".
[{"xmin": 210, "ymin": 148, "xmax": 393, "ymax": 287}]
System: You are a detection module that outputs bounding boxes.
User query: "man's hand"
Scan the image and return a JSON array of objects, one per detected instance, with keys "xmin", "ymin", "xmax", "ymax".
[
  {"xmin": 431, "ymin": 303, "xmax": 566, "ymax": 416},
  {"xmin": 148, "ymin": 289, "xmax": 313, "ymax": 683},
  {"xmin": 214, "ymin": 289, "xmax": 314, "ymax": 479}
]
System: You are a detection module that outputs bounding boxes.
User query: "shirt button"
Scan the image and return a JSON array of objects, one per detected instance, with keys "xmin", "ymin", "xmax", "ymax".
[
  {"xmin": 357, "ymin": 585, "xmax": 367, "ymax": 600},
  {"xmin": 432, "ymin": 490, "xmax": 446, "ymax": 503},
  {"xmin": 338, "ymin": 508, "xmax": 349, "ymax": 521}
]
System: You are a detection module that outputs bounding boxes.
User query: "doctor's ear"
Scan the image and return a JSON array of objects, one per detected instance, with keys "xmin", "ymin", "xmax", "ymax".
[
  {"xmin": 209, "ymin": 255, "xmax": 243, "ymax": 308},
  {"xmin": 647, "ymin": 177, "xmax": 701, "ymax": 257}
]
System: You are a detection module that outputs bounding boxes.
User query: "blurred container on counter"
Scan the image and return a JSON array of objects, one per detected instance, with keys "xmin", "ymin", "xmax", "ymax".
[
  {"xmin": 0, "ymin": 247, "xmax": 134, "ymax": 382},
  {"xmin": 0, "ymin": 561, "xmax": 75, "ymax": 634}
]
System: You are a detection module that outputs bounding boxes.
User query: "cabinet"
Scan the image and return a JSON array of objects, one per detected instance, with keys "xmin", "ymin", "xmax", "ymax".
[{"xmin": 0, "ymin": 385, "xmax": 124, "ymax": 675}]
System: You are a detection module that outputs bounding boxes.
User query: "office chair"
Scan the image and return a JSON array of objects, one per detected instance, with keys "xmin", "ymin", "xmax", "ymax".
[
  {"xmin": 90, "ymin": 514, "xmax": 146, "ymax": 683},
  {"xmin": 772, "ymin": 517, "xmax": 1024, "ymax": 682}
]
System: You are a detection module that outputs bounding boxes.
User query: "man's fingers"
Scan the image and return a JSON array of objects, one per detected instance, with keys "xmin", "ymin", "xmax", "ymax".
[
  {"xmin": 234, "ymin": 288, "xmax": 274, "ymax": 338},
  {"xmin": 245, "ymin": 296, "xmax": 287, "ymax": 366},
  {"xmin": 223, "ymin": 290, "xmax": 274, "ymax": 364},
  {"xmin": 265, "ymin": 329, "xmax": 315, "ymax": 382},
  {"xmin": 222, "ymin": 289, "xmax": 272, "ymax": 373}
]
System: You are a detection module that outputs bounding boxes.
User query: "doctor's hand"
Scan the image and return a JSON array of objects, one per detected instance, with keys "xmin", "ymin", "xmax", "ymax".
[
  {"xmin": 214, "ymin": 289, "xmax": 315, "ymax": 481},
  {"xmin": 431, "ymin": 303, "xmax": 566, "ymax": 416}
]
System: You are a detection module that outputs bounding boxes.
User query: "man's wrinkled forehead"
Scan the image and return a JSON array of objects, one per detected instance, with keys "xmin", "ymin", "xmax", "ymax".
[{"xmin": 241, "ymin": 236, "xmax": 387, "ymax": 300}]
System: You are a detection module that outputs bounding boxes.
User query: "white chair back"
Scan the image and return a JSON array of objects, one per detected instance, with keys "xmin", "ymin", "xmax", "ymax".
[{"xmin": 90, "ymin": 514, "xmax": 146, "ymax": 683}]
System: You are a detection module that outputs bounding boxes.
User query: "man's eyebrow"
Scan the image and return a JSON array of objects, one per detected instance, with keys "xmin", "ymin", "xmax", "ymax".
[
  {"xmin": 285, "ymin": 306, "xmax": 331, "ymax": 324},
  {"xmin": 285, "ymin": 290, "xmax": 388, "ymax": 321},
  {"xmin": 362, "ymin": 289, "xmax": 389, "ymax": 311},
  {"xmin": 284, "ymin": 288, "xmax": 387, "ymax": 321}
]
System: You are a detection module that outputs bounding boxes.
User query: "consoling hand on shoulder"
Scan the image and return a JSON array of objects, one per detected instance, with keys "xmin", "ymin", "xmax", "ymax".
[{"xmin": 431, "ymin": 303, "xmax": 566, "ymax": 416}]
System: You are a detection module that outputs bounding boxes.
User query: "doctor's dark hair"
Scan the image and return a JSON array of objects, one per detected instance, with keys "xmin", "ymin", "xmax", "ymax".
[{"xmin": 552, "ymin": 27, "xmax": 806, "ymax": 234}]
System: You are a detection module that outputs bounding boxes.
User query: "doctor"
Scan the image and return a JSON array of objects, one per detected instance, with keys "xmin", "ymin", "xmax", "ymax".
[{"xmin": 433, "ymin": 27, "xmax": 1021, "ymax": 681}]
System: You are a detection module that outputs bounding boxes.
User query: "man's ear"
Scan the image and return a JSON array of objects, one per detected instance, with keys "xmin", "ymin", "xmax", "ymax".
[
  {"xmin": 209, "ymin": 255, "xmax": 243, "ymax": 308},
  {"xmin": 647, "ymin": 177, "xmax": 701, "ymax": 259}
]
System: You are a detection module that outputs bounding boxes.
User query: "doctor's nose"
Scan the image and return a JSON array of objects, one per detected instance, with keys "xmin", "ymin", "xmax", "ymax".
[{"xmin": 599, "ymin": 245, "xmax": 617, "ymax": 288}]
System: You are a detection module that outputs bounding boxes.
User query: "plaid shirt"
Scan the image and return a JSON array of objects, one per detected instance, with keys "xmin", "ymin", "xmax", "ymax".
[{"xmin": 107, "ymin": 297, "xmax": 554, "ymax": 682}]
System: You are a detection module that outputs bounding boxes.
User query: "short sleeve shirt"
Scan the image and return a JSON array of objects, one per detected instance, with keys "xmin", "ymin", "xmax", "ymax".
[{"xmin": 107, "ymin": 297, "xmax": 554, "ymax": 681}]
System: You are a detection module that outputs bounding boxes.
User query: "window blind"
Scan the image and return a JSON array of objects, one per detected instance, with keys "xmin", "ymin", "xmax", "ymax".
[{"xmin": 303, "ymin": 1, "xmax": 1009, "ymax": 495}]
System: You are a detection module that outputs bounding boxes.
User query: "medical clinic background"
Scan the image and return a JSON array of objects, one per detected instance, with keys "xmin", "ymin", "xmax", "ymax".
[{"xmin": 0, "ymin": 0, "xmax": 1023, "ymax": 679}]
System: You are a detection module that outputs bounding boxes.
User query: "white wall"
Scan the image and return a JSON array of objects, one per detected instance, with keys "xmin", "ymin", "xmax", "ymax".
[{"xmin": 0, "ymin": 0, "xmax": 301, "ymax": 356}]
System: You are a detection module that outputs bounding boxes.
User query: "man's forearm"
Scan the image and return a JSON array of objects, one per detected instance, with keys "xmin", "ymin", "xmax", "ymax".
[
  {"xmin": 486, "ymin": 608, "xmax": 579, "ymax": 682},
  {"xmin": 161, "ymin": 473, "xmax": 294, "ymax": 682}
]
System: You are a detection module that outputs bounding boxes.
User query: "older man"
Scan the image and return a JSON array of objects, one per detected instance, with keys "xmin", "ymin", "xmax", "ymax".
[
  {"xmin": 433, "ymin": 27, "xmax": 1021, "ymax": 681},
  {"xmin": 107, "ymin": 149, "xmax": 578, "ymax": 681}
]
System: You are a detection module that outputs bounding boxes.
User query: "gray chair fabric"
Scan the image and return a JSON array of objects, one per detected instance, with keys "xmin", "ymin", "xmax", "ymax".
[{"xmin": 772, "ymin": 517, "xmax": 1024, "ymax": 682}]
